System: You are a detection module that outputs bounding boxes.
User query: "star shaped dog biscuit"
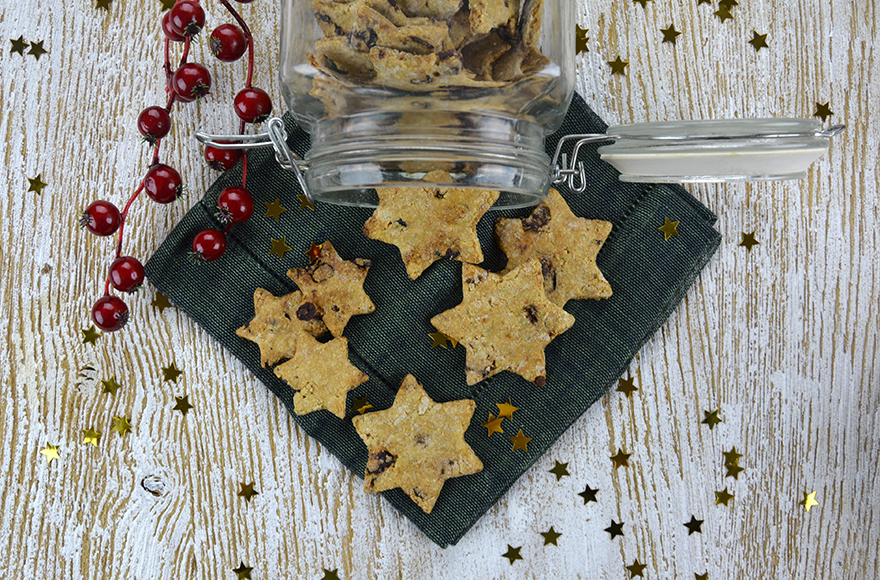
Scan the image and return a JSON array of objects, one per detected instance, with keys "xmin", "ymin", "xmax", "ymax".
[
  {"xmin": 352, "ymin": 374, "xmax": 483, "ymax": 513},
  {"xmin": 363, "ymin": 170, "xmax": 499, "ymax": 279},
  {"xmin": 495, "ymin": 189, "xmax": 612, "ymax": 306},
  {"xmin": 287, "ymin": 241, "xmax": 375, "ymax": 337},
  {"xmin": 274, "ymin": 332, "xmax": 369, "ymax": 418},
  {"xmin": 431, "ymin": 259, "xmax": 575, "ymax": 386},
  {"xmin": 236, "ymin": 288, "xmax": 329, "ymax": 367}
]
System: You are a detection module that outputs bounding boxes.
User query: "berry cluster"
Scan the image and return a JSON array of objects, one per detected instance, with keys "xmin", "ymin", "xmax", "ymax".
[{"xmin": 80, "ymin": 0, "xmax": 273, "ymax": 332}]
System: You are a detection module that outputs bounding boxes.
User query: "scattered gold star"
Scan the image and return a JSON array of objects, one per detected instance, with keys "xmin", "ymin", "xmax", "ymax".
[
  {"xmin": 695, "ymin": 573, "xmax": 708, "ymax": 580},
  {"xmin": 502, "ymin": 545, "xmax": 523, "ymax": 564},
  {"xmin": 305, "ymin": 241, "xmax": 323, "ymax": 262},
  {"xmin": 264, "ymin": 198, "xmax": 287, "ymax": 221},
  {"xmin": 101, "ymin": 376, "xmax": 122, "ymax": 396},
  {"xmin": 607, "ymin": 55, "xmax": 629, "ymax": 76},
  {"xmin": 740, "ymin": 231, "xmax": 760, "ymax": 251},
  {"xmin": 159, "ymin": 0, "xmax": 176, "ymax": 9},
  {"xmin": 482, "ymin": 413, "xmax": 505, "ymax": 437},
  {"xmin": 10, "ymin": 36, "xmax": 28, "ymax": 55},
  {"xmin": 626, "ymin": 559, "xmax": 647, "ymax": 578},
  {"xmin": 81, "ymin": 325, "xmax": 102, "ymax": 345},
  {"xmin": 697, "ymin": 0, "xmax": 712, "ymax": 5},
  {"xmin": 617, "ymin": 376, "xmax": 638, "ymax": 397},
  {"xmin": 714, "ymin": 6, "xmax": 733, "ymax": 22},
  {"xmin": 28, "ymin": 40, "xmax": 48, "ymax": 60},
  {"xmin": 321, "ymin": 570, "xmax": 340, "ymax": 580},
  {"xmin": 541, "ymin": 526, "xmax": 562, "ymax": 546},
  {"xmin": 151, "ymin": 292, "xmax": 173, "ymax": 311},
  {"xmin": 604, "ymin": 519, "xmax": 625, "ymax": 539},
  {"xmin": 238, "ymin": 481, "xmax": 259, "ymax": 502},
  {"xmin": 112, "ymin": 415, "xmax": 132, "ymax": 437},
  {"xmin": 715, "ymin": 487, "xmax": 734, "ymax": 506},
  {"xmin": 661, "ymin": 24, "xmax": 682, "ymax": 44},
  {"xmin": 749, "ymin": 31, "xmax": 769, "ymax": 51},
  {"xmin": 350, "ymin": 396, "xmax": 373, "ymax": 414},
  {"xmin": 576, "ymin": 25, "xmax": 589, "ymax": 54},
  {"xmin": 611, "ymin": 448, "xmax": 632, "ymax": 469},
  {"xmin": 27, "ymin": 174, "xmax": 47, "ymax": 194},
  {"xmin": 659, "ymin": 217, "xmax": 680, "ymax": 241},
  {"xmin": 632, "ymin": 0, "xmax": 653, "ymax": 7},
  {"xmin": 173, "ymin": 395, "xmax": 194, "ymax": 416},
  {"xmin": 725, "ymin": 462, "xmax": 745, "ymax": 479},
  {"xmin": 297, "ymin": 194, "xmax": 315, "ymax": 211},
  {"xmin": 702, "ymin": 409, "xmax": 722, "ymax": 429},
  {"xmin": 269, "ymin": 237, "xmax": 292, "ymax": 260},
  {"xmin": 496, "ymin": 399, "xmax": 519, "ymax": 420},
  {"xmin": 162, "ymin": 362, "xmax": 183, "ymax": 383},
  {"xmin": 814, "ymin": 102, "xmax": 833, "ymax": 122},
  {"xmin": 549, "ymin": 460, "xmax": 570, "ymax": 481},
  {"xmin": 578, "ymin": 484, "xmax": 599, "ymax": 504},
  {"xmin": 82, "ymin": 428, "xmax": 102, "ymax": 447},
  {"xmin": 233, "ymin": 562, "xmax": 253, "ymax": 579},
  {"xmin": 429, "ymin": 331, "xmax": 450, "ymax": 348},
  {"xmin": 723, "ymin": 446, "xmax": 743, "ymax": 466},
  {"xmin": 684, "ymin": 515, "xmax": 704, "ymax": 535},
  {"xmin": 40, "ymin": 443, "xmax": 60, "ymax": 464},
  {"xmin": 509, "ymin": 429, "xmax": 532, "ymax": 452},
  {"xmin": 799, "ymin": 490, "xmax": 819, "ymax": 512},
  {"xmin": 719, "ymin": 0, "xmax": 738, "ymax": 7},
  {"xmin": 95, "ymin": 0, "xmax": 113, "ymax": 9}
]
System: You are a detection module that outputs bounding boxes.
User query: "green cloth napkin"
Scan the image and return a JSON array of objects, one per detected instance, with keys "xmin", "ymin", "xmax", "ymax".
[{"xmin": 144, "ymin": 94, "xmax": 721, "ymax": 548}]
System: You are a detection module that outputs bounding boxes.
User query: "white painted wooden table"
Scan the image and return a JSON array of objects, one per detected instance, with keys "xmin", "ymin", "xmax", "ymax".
[{"xmin": 1, "ymin": 0, "xmax": 877, "ymax": 578}]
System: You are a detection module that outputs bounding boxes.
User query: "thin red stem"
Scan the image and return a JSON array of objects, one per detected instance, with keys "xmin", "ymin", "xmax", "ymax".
[
  {"xmin": 241, "ymin": 151, "xmax": 249, "ymax": 188},
  {"xmin": 104, "ymin": 182, "xmax": 146, "ymax": 294},
  {"xmin": 218, "ymin": 0, "xmax": 255, "ymax": 87}
]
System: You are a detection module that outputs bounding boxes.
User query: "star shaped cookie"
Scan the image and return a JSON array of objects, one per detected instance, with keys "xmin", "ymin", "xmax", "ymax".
[
  {"xmin": 236, "ymin": 288, "xmax": 329, "ymax": 368},
  {"xmin": 351, "ymin": 374, "xmax": 483, "ymax": 513},
  {"xmin": 430, "ymin": 259, "xmax": 575, "ymax": 386},
  {"xmin": 363, "ymin": 171, "xmax": 499, "ymax": 279},
  {"xmin": 495, "ymin": 189, "xmax": 612, "ymax": 306},
  {"xmin": 287, "ymin": 241, "xmax": 375, "ymax": 337},
  {"xmin": 274, "ymin": 332, "xmax": 369, "ymax": 418}
]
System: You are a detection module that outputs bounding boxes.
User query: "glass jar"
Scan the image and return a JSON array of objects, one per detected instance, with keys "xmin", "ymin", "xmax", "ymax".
[{"xmin": 278, "ymin": 0, "xmax": 575, "ymax": 208}]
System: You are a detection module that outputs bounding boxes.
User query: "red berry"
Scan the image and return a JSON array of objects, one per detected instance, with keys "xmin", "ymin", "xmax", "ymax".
[
  {"xmin": 143, "ymin": 164, "xmax": 183, "ymax": 204},
  {"xmin": 109, "ymin": 256, "xmax": 145, "ymax": 293},
  {"xmin": 137, "ymin": 106, "xmax": 172, "ymax": 144},
  {"xmin": 171, "ymin": 63, "xmax": 212, "ymax": 103},
  {"xmin": 169, "ymin": 1, "xmax": 206, "ymax": 38},
  {"xmin": 91, "ymin": 296, "xmax": 129, "ymax": 332},
  {"xmin": 210, "ymin": 24, "xmax": 248, "ymax": 62},
  {"xmin": 216, "ymin": 186, "xmax": 254, "ymax": 225},
  {"xmin": 80, "ymin": 200, "xmax": 122, "ymax": 236},
  {"xmin": 234, "ymin": 87, "xmax": 272, "ymax": 123},
  {"xmin": 162, "ymin": 11, "xmax": 186, "ymax": 42},
  {"xmin": 191, "ymin": 229, "xmax": 226, "ymax": 262},
  {"xmin": 204, "ymin": 145, "xmax": 241, "ymax": 171}
]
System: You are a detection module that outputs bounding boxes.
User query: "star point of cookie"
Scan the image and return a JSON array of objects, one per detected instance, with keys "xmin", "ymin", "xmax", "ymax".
[
  {"xmin": 274, "ymin": 332, "xmax": 369, "ymax": 418},
  {"xmin": 287, "ymin": 241, "xmax": 375, "ymax": 337},
  {"xmin": 363, "ymin": 171, "xmax": 499, "ymax": 279},
  {"xmin": 351, "ymin": 374, "xmax": 483, "ymax": 514},
  {"xmin": 495, "ymin": 189, "xmax": 612, "ymax": 306}
]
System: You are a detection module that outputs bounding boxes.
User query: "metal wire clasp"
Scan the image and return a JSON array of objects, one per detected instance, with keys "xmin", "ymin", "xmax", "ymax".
[{"xmin": 549, "ymin": 134, "xmax": 613, "ymax": 193}]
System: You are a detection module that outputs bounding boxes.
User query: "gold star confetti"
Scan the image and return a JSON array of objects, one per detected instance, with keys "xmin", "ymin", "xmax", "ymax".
[
  {"xmin": 95, "ymin": 0, "xmax": 113, "ymax": 9},
  {"xmin": 27, "ymin": 174, "xmax": 47, "ymax": 194},
  {"xmin": 541, "ymin": 526, "xmax": 562, "ymax": 546},
  {"xmin": 695, "ymin": 573, "xmax": 709, "ymax": 580},
  {"xmin": 40, "ymin": 443, "xmax": 60, "ymax": 464},
  {"xmin": 723, "ymin": 446, "xmax": 743, "ymax": 466},
  {"xmin": 509, "ymin": 429, "xmax": 532, "ymax": 452},
  {"xmin": 305, "ymin": 241, "xmax": 323, "ymax": 262},
  {"xmin": 749, "ymin": 31, "xmax": 769, "ymax": 51},
  {"xmin": 659, "ymin": 217, "xmax": 680, "ymax": 240},
  {"xmin": 429, "ymin": 331, "xmax": 450, "ymax": 348},
  {"xmin": 814, "ymin": 102, "xmax": 833, "ymax": 122},
  {"xmin": 611, "ymin": 448, "xmax": 632, "ymax": 469},
  {"xmin": 101, "ymin": 376, "xmax": 122, "ymax": 396},
  {"xmin": 617, "ymin": 376, "xmax": 638, "ymax": 397},
  {"xmin": 238, "ymin": 481, "xmax": 259, "ymax": 502},
  {"xmin": 715, "ymin": 487, "xmax": 734, "ymax": 506},
  {"xmin": 579, "ymin": 484, "xmax": 599, "ymax": 504},
  {"xmin": 632, "ymin": 0, "xmax": 653, "ymax": 7},
  {"xmin": 28, "ymin": 40, "xmax": 48, "ymax": 60},
  {"xmin": 82, "ymin": 428, "xmax": 102, "ymax": 447},
  {"xmin": 740, "ymin": 231, "xmax": 760, "ymax": 251},
  {"xmin": 697, "ymin": 0, "xmax": 712, "ymax": 5},
  {"xmin": 233, "ymin": 563, "xmax": 253, "ymax": 579},
  {"xmin": 496, "ymin": 399, "xmax": 519, "ymax": 420},
  {"xmin": 719, "ymin": 0, "xmax": 738, "ymax": 7},
  {"xmin": 269, "ymin": 237, "xmax": 292, "ymax": 260},
  {"xmin": 350, "ymin": 396, "xmax": 373, "ymax": 415},
  {"xmin": 502, "ymin": 545, "xmax": 523, "ymax": 565},
  {"xmin": 162, "ymin": 362, "xmax": 183, "ymax": 383},
  {"xmin": 10, "ymin": 36, "xmax": 28, "ymax": 55},
  {"xmin": 576, "ymin": 25, "xmax": 589, "ymax": 54},
  {"xmin": 799, "ymin": 491, "xmax": 819, "ymax": 512},
  {"xmin": 661, "ymin": 24, "xmax": 682, "ymax": 44},
  {"xmin": 549, "ymin": 460, "xmax": 570, "ymax": 481},
  {"xmin": 81, "ymin": 325, "xmax": 102, "ymax": 344},
  {"xmin": 112, "ymin": 415, "xmax": 132, "ymax": 437},
  {"xmin": 482, "ymin": 413, "xmax": 504, "ymax": 437},
  {"xmin": 173, "ymin": 395, "xmax": 193, "ymax": 416},
  {"xmin": 684, "ymin": 515, "xmax": 704, "ymax": 535},
  {"xmin": 604, "ymin": 519, "xmax": 624, "ymax": 539},
  {"xmin": 702, "ymin": 409, "xmax": 722, "ymax": 429},
  {"xmin": 158, "ymin": 0, "xmax": 175, "ymax": 9},
  {"xmin": 627, "ymin": 560, "xmax": 647, "ymax": 578},
  {"xmin": 152, "ymin": 292, "xmax": 173, "ymax": 311},
  {"xmin": 264, "ymin": 198, "xmax": 287, "ymax": 221},
  {"xmin": 321, "ymin": 570, "xmax": 340, "ymax": 580},
  {"xmin": 607, "ymin": 55, "xmax": 629, "ymax": 76},
  {"xmin": 714, "ymin": 6, "xmax": 733, "ymax": 22},
  {"xmin": 297, "ymin": 194, "xmax": 315, "ymax": 211},
  {"xmin": 725, "ymin": 462, "xmax": 745, "ymax": 479}
]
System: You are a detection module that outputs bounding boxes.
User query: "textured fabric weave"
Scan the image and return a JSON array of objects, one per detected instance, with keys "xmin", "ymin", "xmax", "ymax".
[{"xmin": 144, "ymin": 94, "xmax": 721, "ymax": 547}]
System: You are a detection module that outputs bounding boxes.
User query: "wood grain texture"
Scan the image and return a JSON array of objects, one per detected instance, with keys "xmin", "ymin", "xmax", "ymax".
[{"xmin": 0, "ymin": 0, "xmax": 877, "ymax": 578}]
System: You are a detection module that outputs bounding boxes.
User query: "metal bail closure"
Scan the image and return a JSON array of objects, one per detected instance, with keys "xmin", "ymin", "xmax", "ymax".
[{"xmin": 194, "ymin": 118, "xmax": 315, "ymax": 203}]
